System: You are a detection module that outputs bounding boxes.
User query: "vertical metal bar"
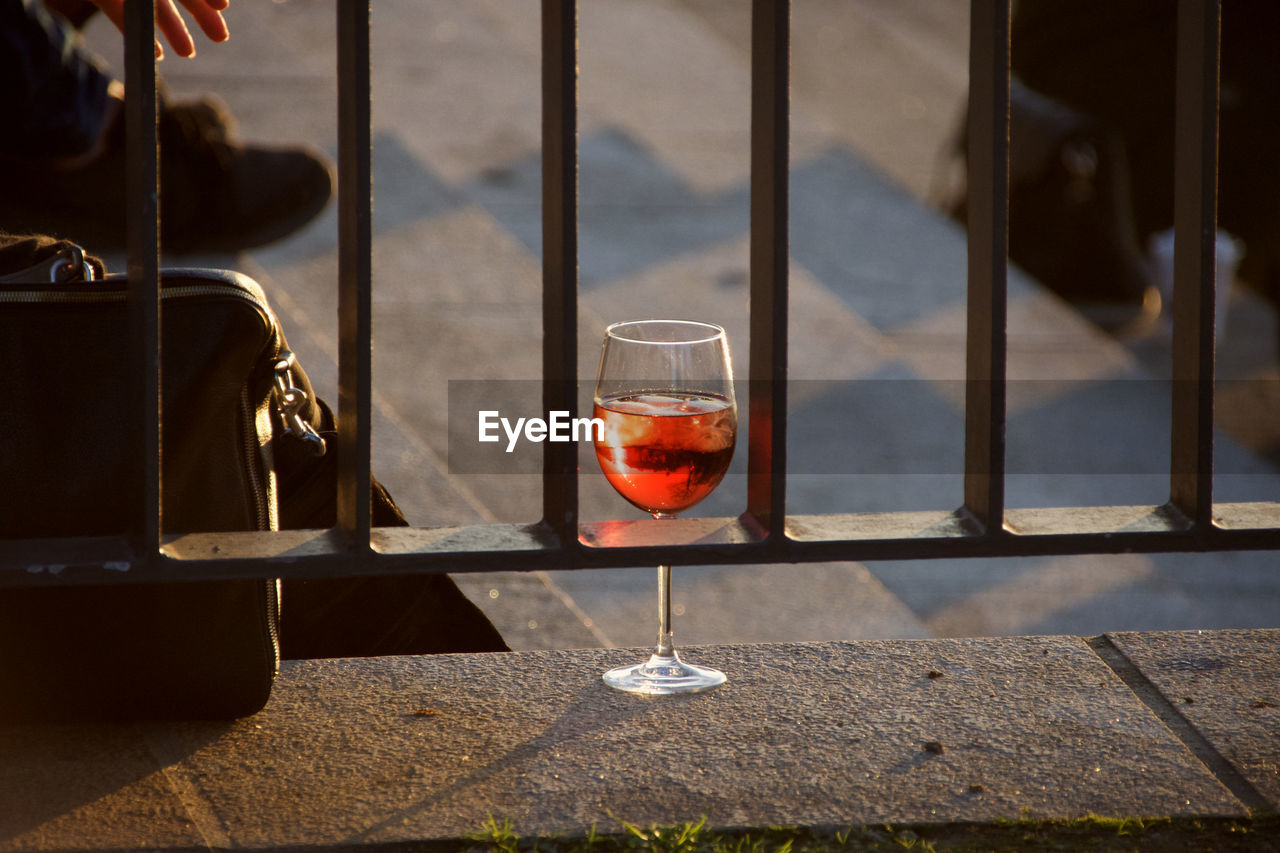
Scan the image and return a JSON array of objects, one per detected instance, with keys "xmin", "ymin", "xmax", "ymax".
[
  {"xmin": 125, "ymin": 0, "xmax": 161, "ymax": 554},
  {"xmin": 542, "ymin": 0, "xmax": 578, "ymax": 538},
  {"xmin": 1169, "ymin": 0, "xmax": 1220, "ymax": 529},
  {"xmin": 747, "ymin": 0, "xmax": 789, "ymax": 538},
  {"xmin": 337, "ymin": 0, "xmax": 373, "ymax": 543},
  {"xmin": 963, "ymin": 0, "xmax": 1010, "ymax": 533}
]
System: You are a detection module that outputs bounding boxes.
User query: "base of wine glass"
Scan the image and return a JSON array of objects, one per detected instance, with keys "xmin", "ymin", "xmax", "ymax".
[{"xmin": 602, "ymin": 650, "xmax": 726, "ymax": 695}]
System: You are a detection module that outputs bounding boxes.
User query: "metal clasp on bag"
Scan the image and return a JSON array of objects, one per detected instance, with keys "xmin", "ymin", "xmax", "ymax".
[
  {"xmin": 272, "ymin": 350, "xmax": 327, "ymax": 456},
  {"xmin": 0, "ymin": 245, "xmax": 95, "ymax": 284}
]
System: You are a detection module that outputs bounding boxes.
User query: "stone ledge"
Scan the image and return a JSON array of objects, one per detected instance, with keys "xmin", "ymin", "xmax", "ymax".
[{"xmin": 2, "ymin": 631, "xmax": 1277, "ymax": 851}]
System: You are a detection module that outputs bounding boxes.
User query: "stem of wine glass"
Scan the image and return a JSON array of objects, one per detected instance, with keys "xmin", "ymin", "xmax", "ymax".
[{"xmin": 656, "ymin": 564, "xmax": 674, "ymax": 657}]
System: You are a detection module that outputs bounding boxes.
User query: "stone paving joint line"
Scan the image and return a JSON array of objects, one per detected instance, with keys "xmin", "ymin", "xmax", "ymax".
[{"xmin": 1086, "ymin": 633, "xmax": 1276, "ymax": 818}]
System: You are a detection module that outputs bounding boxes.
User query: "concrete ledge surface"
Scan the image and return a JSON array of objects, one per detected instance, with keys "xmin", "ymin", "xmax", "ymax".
[{"xmin": 2, "ymin": 631, "xmax": 1277, "ymax": 851}]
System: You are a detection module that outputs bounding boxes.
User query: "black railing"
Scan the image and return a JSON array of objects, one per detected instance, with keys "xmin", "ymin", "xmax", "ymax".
[{"xmin": 2, "ymin": 0, "xmax": 1275, "ymax": 592}]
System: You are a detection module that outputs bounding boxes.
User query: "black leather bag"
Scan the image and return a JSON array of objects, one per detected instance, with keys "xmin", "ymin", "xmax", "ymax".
[
  {"xmin": 0, "ymin": 243, "xmax": 297, "ymax": 721},
  {"xmin": 0, "ymin": 238, "xmax": 508, "ymax": 722}
]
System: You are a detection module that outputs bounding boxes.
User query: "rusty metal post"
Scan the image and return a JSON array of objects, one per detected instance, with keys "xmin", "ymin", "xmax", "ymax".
[
  {"xmin": 125, "ymin": 0, "xmax": 161, "ymax": 555},
  {"xmin": 747, "ymin": 0, "xmax": 790, "ymax": 539},
  {"xmin": 1169, "ymin": 0, "xmax": 1221, "ymax": 532},
  {"xmin": 963, "ymin": 0, "xmax": 1010, "ymax": 534},
  {"xmin": 337, "ymin": 0, "xmax": 374, "ymax": 545}
]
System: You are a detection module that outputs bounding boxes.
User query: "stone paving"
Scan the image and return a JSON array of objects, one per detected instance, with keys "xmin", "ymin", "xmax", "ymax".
[
  {"xmin": 2, "ymin": 632, "xmax": 1277, "ymax": 850},
  {"xmin": 84, "ymin": 0, "xmax": 1280, "ymax": 653}
]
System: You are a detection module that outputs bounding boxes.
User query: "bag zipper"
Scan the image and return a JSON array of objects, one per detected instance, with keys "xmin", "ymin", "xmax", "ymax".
[{"xmin": 241, "ymin": 386, "xmax": 273, "ymax": 532}]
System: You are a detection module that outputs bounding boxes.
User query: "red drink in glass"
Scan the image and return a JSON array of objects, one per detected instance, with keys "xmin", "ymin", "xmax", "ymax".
[{"xmin": 593, "ymin": 391, "xmax": 736, "ymax": 516}]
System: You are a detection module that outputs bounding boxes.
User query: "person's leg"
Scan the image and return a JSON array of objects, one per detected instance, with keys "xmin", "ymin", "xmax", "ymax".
[
  {"xmin": 1012, "ymin": 0, "xmax": 1280, "ymax": 299},
  {"xmin": 0, "ymin": 0, "xmax": 115, "ymax": 165},
  {"xmin": 0, "ymin": 0, "xmax": 333, "ymax": 253}
]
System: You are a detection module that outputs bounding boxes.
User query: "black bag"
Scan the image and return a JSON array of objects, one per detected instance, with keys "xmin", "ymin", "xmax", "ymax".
[
  {"xmin": 0, "ymin": 237, "xmax": 508, "ymax": 722},
  {"xmin": 0, "ymin": 241, "xmax": 291, "ymax": 721}
]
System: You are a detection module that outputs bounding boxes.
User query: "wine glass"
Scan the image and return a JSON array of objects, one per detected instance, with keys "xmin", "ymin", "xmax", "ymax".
[{"xmin": 592, "ymin": 319, "xmax": 737, "ymax": 694}]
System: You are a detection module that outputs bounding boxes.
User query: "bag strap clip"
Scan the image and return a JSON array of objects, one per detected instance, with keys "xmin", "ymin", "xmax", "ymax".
[
  {"xmin": 272, "ymin": 350, "xmax": 327, "ymax": 456},
  {"xmin": 0, "ymin": 245, "xmax": 94, "ymax": 284}
]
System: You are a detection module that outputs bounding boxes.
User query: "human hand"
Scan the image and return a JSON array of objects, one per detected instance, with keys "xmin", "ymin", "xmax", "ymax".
[{"xmin": 89, "ymin": 0, "xmax": 231, "ymax": 59}]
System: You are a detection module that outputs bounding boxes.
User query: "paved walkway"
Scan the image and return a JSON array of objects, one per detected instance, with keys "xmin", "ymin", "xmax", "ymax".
[
  {"xmin": 86, "ymin": 2, "xmax": 1280, "ymax": 647},
  {"xmin": 3, "ymin": 630, "xmax": 1278, "ymax": 850}
]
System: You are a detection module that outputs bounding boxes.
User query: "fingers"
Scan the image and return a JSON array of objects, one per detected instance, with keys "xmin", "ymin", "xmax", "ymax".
[
  {"xmin": 179, "ymin": 0, "xmax": 231, "ymax": 45},
  {"xmin": 151, "ymin": 0, "xmax": 196, "ymax": 57},
  {"xmin": 89, "ymin": 0, "xmax": 229, "ymax": 60}
]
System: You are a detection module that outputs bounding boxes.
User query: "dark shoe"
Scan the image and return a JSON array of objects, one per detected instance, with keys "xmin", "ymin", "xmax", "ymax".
[{"xmin": 0, "ymin": 94, "xmax": 333, "ymax": 254}]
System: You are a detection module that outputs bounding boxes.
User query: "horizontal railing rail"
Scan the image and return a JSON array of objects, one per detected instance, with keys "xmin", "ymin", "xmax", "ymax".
[{"xmin": 3, "ymin": 0, "xmax": 1275, "ymax": 591}]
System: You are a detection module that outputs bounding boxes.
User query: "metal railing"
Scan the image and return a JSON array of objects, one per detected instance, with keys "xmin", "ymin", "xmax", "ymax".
[{"xmin": 2, "ymin": 0, "xmax": 1275, "ymax": 592}]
